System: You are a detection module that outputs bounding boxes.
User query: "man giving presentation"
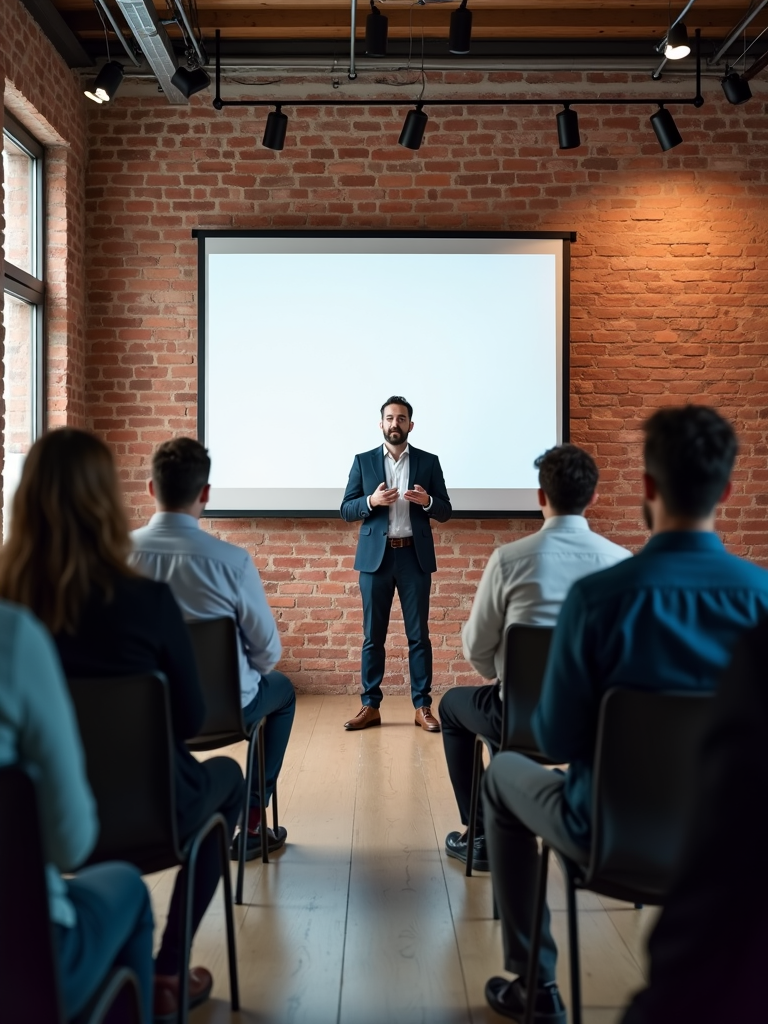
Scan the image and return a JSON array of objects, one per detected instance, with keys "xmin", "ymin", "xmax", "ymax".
[{"xmin": 340, "ymin": 396, "xmax": 452, "ymax": 733}]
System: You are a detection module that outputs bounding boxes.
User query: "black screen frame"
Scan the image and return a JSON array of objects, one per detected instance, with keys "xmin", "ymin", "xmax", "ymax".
[{"xmin": 194, "ymin": 228, "xmax": 573, "ymax": 519}]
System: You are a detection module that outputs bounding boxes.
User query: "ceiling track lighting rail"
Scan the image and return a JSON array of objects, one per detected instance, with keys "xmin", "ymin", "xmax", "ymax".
[
  {"xmin": 212, "ymin": 29, "xmax": 704, "ymax": 152},
  {"xmin": 709, "ymin": 0, "xmax": 768, "ymax": 66}
]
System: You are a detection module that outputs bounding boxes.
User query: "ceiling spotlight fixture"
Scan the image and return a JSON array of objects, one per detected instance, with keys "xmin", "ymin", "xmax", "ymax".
[
  {"xmin": 721, "ymin": 69, "xmax": 752, "ymax": 105},
  {"xmin": 365, "ymin": 1, "xmax": 388, "ymax": 57},
  {"xmin": 448, "ymin": 0, "xmax": 472, "ymax": 55},
  {"xmin": 262, "ymin": 105, "xmax": 288, "ymax": 151},
  {"xmin": 556, "ymin": 104, "xmax": 581, "ymax": 150},
  {"xmin": 83, "ymin": 60, "xmax": 124, "ymax": 103},
  {"xmin": 171, "ymin": 65, "xmax": 211, "ymax": 98},
  {"xmin": 650, "ymin": 104, "xmax": 683, "ymax": 151},
  {"xmin": 398, "ymin": 104, "xmax": 428, "ymax": 150},
  {"xmin": 664, "ymin": 22, "xmax": 690, "ymax": 59}
]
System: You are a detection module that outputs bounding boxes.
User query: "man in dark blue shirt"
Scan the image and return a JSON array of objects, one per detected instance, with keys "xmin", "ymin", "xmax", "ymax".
[{"xmin": 481, "ymin": 406, "xmax": 768, "ymax": 1024}]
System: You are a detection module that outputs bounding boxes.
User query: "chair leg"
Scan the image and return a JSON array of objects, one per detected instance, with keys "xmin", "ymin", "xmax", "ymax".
[
  {"xmin": 272, "ymin": 783, "xmax": 279, "ymax": 834},
  {"xmin": 237, "ymin": 729, "xmax": 259, "ymax": 905},
  {"xmin": 523, "ymin": 844, "xmax": 550, "ymax": 1024},
  {"xmin": 217, "ymin": 819, "xmax": 240, "ymax": 1012},
  {"xmin": 465, "ymin": 736, "xmax": 485, "ymax": 877},
  {"xmin": 178, "ymin": 852, "xmax": 195, "ymax": 1024},
  {"xmin": 566, "ymin": 876, "xmax": 583, "ymax": 1024},
  {"xmin": 257, "ymin": 720, "xmax": 269, "ymax": 864}
]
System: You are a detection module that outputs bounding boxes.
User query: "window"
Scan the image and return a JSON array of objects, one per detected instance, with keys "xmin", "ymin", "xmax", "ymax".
[{"xmin": 2, "ymin": 111, "xmax": 44, "ymax": 537}]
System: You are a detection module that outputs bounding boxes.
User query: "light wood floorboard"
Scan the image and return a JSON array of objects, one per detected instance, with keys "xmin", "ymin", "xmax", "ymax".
[{"xmin": 145, "ymin": 695, "xmax": 652, "ymax": 1024}]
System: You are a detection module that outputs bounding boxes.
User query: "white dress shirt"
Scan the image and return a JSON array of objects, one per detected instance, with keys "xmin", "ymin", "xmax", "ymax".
[
  {"xmin": 462, "ymin": 515, "xmax": 631, "ymax": 682},
  {"xmin": 129, "ymin": 513, "xmax": 281, "ymax": 708},
  {"xmin": 366, "ymin": 443, "xmax": 433, "ymax": 537}
]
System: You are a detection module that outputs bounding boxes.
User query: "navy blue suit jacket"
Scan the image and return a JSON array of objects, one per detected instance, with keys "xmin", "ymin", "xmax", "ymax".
[{"xmin": 340, "ymin": 445, "xmax": 452, "ymax": 574}]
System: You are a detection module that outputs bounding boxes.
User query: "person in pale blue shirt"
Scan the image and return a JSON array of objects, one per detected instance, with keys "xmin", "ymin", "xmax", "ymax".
[
  {"xmin": 0, "ymin": 600, "xmax": 154, "ymax": 1022},
  {"xmin": 481, "ymin": 406, "xmax": 768, "ymax": 1024},
  {"xmin": 439, "ymin": 444, "xmax": 630, "ymax": 871},
  {"xmin": 130, "ymin": 437, "xmax": 295, "ymax": 859}
]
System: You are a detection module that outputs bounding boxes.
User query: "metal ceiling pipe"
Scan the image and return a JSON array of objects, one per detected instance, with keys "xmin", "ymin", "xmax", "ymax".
[
  {"xmin": 349, "ymin": 0, "xmax": 358, "ymax": 79},
  {"xmin": 116, "ymin": 0, "xmax": 187, "ymax": 102},
  {"xmin": 709, "ymin": 0, "xmax": 768, "ymax": 65}
]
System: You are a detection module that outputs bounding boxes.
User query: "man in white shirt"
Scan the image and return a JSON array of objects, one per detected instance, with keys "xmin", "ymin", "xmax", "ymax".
[
  {"xmin": 439, "ymin": 444, "xmax": 630, "ymax": 869},
  {"xmin": 130, "ymin": 438, "xmax": 295, "ymax": 859},
  {"xmin": 340, "ymin": 397, "xmax": 452, "ymax": 732}
]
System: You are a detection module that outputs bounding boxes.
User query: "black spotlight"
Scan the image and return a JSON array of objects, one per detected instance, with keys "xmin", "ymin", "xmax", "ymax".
[
  {"xmin": 556, "ymin": 105, "xmax": 580, "ymax": 150},
  {"xmin": 398, "ymin": 105, "xmax": 428, "ymax": 150},
  {"xmin": 721, "ymin": 71, "xmax": 752, "ymax": 105},
  {"xmin": 84, "ymin": 60, "xmax": 123, "ymax": 103},
  {"xmin": 650, "ymin": 105, "xmax": 682, "ymax": 151},
  {"xmin": 448, "ymin": 0, "xmax": 472, "ymax": 55},
  {"xmin": 664, "ymin": 21, "xmax": 690, "ymax": 59},
  {"xmin": 262, "ymin": 105, "xmax": 288, "ymax": 151},
  {"xmin": 171, "ymin": 66, "xmax": 212, "ymax": 98},
  {"xmin": 366, "ymin": 1, "xmax": 388, "ymax": 56}
]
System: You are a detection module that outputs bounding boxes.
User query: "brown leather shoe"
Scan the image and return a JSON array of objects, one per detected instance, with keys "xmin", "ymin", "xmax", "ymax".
[
  {"xmin": 344, "ymin": 706, "xmax": 381, "ymax": 730},
  {"xmin": 415, "ymin": 706, "xmax": 441, "ymax": 732},
  {"xmin": 153, "ymin": 966, "xmax": 213, "ymax": 1022}
]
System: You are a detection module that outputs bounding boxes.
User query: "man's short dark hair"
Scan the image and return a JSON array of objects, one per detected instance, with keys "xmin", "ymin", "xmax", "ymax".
[
  {"xmin": 644, "ymin": 405, "xmax": 737, "ymax": 518},
  {"xmin": 534, "ymin": 444, "xmax": 599, "ymax": 515},
  {"xmin": 152, "ymin": 437, "xmax": 211, "ymax": 509},
  {"xmin": 380, "ymin": 395, "xmax": 413, "ymax": 419}
]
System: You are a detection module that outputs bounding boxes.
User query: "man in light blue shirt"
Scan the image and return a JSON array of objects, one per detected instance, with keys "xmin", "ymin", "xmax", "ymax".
[
  {"xmin": 481, "ymin": 406, "xmax": 768, "ymax": 1024},
  {"xmin": 130, "ymin": 438, "xmax": 295, "ymax": 858},
  {"xmin": 439, "ymin": 445, "xmax": 630, "ymax": 871}
]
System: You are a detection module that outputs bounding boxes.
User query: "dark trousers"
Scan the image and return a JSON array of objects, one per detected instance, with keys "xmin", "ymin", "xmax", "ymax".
[
  {"xmin": 57, "ymin": 862, "xmax": 154, "ymax": 1022},
  {"xmin": 242, "ymin": 669, "xmax": 296, "ymax": 809},
  {"xmin": 359, "ymin": 543, "xmax": 433, "ymax": 709},
  {"xmin": 482, "ymin": 753, "xmax": 589, "ymax": 985},
  {"xmin": 438, "ymin": 683, "xmax": 502, "ymax": 831},
  {"xmin": 155, "ymin": 756, "xmax": 244, "ymax": 975}
]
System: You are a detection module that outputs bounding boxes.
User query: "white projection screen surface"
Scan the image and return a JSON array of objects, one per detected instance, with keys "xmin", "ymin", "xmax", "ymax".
[{"xmin": 197, "ymin": 231, "xmax": 571, "ymax": 516}]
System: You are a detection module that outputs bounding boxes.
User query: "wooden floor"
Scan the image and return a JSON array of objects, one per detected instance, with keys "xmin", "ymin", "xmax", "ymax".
[{"xmin": 145, "ymin": 696, "xmax": 657, "ymax": 1024}]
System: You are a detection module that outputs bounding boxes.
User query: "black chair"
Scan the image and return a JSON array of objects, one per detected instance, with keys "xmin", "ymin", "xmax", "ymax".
[
  {"xmin": 523, "ymin": 688, "xmax": 715, "ymax": 1024},
  {"xmin": 67, "ymin": 673, "xmax": 239, "ymax": 1024},
  {"xmin": 0, "ymin": 764, "xmax": 144, "ymax": 1024},
  {"xmin": 186, "ymin": 616, "xmax": 279, "ymax": 904},
  {"xmin": 465, "ymin": 624, "xmax": 555, "ymax": 876}
]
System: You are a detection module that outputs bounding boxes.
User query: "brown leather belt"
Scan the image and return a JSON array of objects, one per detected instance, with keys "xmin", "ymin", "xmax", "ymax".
[{"xmin": 388, "ymin": 536, "xmax": 413, "ymax": 548}]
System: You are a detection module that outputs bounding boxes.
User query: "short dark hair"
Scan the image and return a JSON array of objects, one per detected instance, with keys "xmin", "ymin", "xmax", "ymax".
[
  {"xmin": 534, "ymin": 444, "xmax": 599, "ymax": 515},
  {"xmin": 380, "ymin": 395, "xmax": 413, "ymax": 419},
  {"xmin": 643, "ymin": 405, "xmax": 737, "ymax": 518},
  {"xmin": 151, "ymin": 437, "xmax": 211, "ymax": 508}
]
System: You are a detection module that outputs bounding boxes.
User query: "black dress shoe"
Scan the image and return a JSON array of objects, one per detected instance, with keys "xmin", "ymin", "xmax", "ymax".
[
  {"xmin": 230, "ymin": 825, "xmax": 288, "ymax": 861},
  {"xmin": 485, "ymin": 977, "xmax": 566, "ymax": 1024},
  {"xmin": 445, "ymin": 829, "xmax": 490, "ymax": 871}
]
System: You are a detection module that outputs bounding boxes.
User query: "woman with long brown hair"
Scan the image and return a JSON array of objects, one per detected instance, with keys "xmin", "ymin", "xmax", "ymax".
[{"xmin": 0, "ymin": 428, "xmax": 244, "ymax": 1022}]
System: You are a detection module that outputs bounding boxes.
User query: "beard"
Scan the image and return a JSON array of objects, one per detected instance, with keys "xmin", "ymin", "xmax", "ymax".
[
  {"xmin": 642, "ymin": 500, "xmax": 653, "ymax": 532},
  {"xmin": 384, "ymin": 427, "xmax": 406, "ymax": 444}
]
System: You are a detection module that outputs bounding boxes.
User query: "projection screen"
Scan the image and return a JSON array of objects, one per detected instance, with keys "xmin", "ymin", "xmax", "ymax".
[{"xmin": 195, "ymin": 230, "xmax": 571, "ymax": 517}]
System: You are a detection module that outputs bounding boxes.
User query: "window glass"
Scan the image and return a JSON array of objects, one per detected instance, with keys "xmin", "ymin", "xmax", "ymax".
[{"xmin": 1, "ymin": 134, "xmax": 35, "ymax": 276}]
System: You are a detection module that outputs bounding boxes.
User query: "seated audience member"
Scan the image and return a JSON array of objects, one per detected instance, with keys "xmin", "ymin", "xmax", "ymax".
[
  {"xmin": 0, "ymin": 600, "xmax": 154, "ymax": 1023},
  {"xmin": 130, "ymin": 437, "xmax": 295, "ymax": 858},
  {"xmin": 621, "ymin": 617, "xmax": 768, "ymax": 1024},
  {"xmin": 480, "ymin": 405, "xmax": 768, "ymax": 1024},
  {"xmin": 439, "ymin": 444, "xmax": 630, "ymax": 869},
  {"xmin": 0, "ymin": 429, "xmax": 244, "ymax": 1023}
]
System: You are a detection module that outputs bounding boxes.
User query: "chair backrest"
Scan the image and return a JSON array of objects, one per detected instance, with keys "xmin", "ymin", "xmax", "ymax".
[
  {"xmin": 500, "ymin": 625, "xmax": 555, "ymax": 758},
  {"xmin": 0, "ymin": 765, "xmax": 64, "ymax": 1023},
  {"xmin": 186, "ymin": 617, "xmax": 246, "ymax": 748},
  {"xmin": 67, "ymin": 673, "xmax": 181, "ymax": 874},
  {"xmin": 588, "ymin": 687, "xmax": 715, "ymax": 902}
]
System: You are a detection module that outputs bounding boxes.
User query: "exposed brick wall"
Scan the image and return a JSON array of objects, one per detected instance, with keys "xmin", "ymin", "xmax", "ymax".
[{"xmin": 81, "ymin": 74, "xmax": 768, "ymax": 694}]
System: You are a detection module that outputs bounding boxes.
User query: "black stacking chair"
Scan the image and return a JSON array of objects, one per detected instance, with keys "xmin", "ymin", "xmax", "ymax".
[
  {"xmin": 67, "ymin": 673, "xmax": 239, "ymax": 1024},
  {"xmin": 523, "ymin": 687, "xmax": 715, "ymax": 1024},
  {"xmin": 186, "ymin": 616, "xmax": 279, "ymax": 904},
  {"xmin": 0, "ymin": 764, "xmax": 144, "ymax": 1024},
  {"xmin": 465, "ymin": 624, "xmax": 555, "ymax": 875}
]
